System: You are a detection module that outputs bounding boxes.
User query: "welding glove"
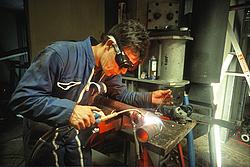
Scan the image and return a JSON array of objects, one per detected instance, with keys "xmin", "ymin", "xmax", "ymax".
[
  {"xmin": 69, "ymin": 105, "xmax": 104, "ymax": 130},
  {"xmin": 151, "ymin": 89, "xmax": 173, "ymax": 105}
]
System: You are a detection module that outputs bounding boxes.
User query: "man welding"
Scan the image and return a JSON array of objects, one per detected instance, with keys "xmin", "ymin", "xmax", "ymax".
[{"xmin": 9, "ymin": 19, "xmax": 173, "ymax": 166}]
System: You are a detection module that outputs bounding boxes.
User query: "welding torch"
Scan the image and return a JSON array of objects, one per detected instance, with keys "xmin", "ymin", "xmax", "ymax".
[
  {"xmin": 93, "ymin": 108, "xmax": 143, "ymax": 124},
  {"xmin": 93, "ymin": 111, "xmax": 119, "ymax": 124}
]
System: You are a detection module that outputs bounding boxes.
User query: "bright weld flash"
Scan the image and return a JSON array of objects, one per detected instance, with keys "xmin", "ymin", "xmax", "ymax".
[
  {"xmin": 211, "ymin": 83, "xmax": 222, "ymax": 167},
  {"xmin": 136, "ymin": 112, "xmax": 164, "ymax": 143},
  {"xmin": 143, "ymin": 112, "xmax": 164, "ymax": 126}
]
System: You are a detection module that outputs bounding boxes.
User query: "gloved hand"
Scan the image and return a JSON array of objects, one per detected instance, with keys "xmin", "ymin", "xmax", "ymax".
[
  {"xmin": 152, "ymin": 89, "xmax": 173, "ymax": 105},
  {"xmin": 69, "ymin": 105, "xmax": 104, "ymax": 130}
]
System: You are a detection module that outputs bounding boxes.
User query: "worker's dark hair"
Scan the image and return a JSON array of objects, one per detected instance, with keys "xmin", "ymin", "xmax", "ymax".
[{"xmin": 101, "ymin": 19, "xmax": 150, "ymax": 60}]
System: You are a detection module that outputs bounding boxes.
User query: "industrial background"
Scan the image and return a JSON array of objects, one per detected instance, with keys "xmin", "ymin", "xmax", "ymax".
[{"xmin": 0, "ymin": 0, "xmax": 250, "ymax": 167}]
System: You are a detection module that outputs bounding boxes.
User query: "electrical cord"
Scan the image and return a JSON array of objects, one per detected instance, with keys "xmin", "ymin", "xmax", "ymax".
[{"xmin": 29, "ymin": 108, "xmax": 144, "ymax": 163}]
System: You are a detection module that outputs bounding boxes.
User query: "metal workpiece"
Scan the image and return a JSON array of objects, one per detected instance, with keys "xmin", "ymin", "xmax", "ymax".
[
  {"xmin": 92, "ymin": 95, "xmax": 196, "ymax": 157},
  {"xmin": 136, "ymin": 123, "xmax": 162, "ymax": 142},
  {"xmin": 93, "ymin": 95, "xmax": 165, "ymax": 142},
  {"xmin": 190, "ymin": 112, "xmax": 241, "ymax": 130},
  {"xmin": 145, "ymin": 120, "xmax": 196, "ymax": 156},
  {"xmin": 136, "ymin": 111, "xmax": 164, "ymax": 143}
]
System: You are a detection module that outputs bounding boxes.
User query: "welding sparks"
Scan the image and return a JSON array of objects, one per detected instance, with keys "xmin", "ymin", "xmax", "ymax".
[
  {"xmin": 143, "ymin": 112, "xmax": 164, "ymax": 128},
  {"xmin": 136, "ymin": 111, "xmax": 164, "ymax": 142}
]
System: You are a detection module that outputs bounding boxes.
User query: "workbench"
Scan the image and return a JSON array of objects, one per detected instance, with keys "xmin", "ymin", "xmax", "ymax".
[
  {"xmin": 120, "ymin": 117, "xmax": 196, "ymax": 166},
  {"xmin": 140, "ymin": 119, "xmax": 196, "ymax": 156},
  {"xmin": 91, "ymin": 96, "xmax": 197, "ymax": 166},
  {"xmin": 91, "ymin": 115, "xmax": 196, "ymax": 166}
]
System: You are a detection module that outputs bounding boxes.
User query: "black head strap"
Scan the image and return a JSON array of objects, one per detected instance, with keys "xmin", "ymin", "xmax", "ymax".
[{"xmin": 108, "ymin": 35, "xmax": 133, "ymax": 69}]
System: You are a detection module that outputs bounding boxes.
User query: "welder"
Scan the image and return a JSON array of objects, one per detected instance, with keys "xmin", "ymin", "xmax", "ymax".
[{"xmin": 9, "ymin": 19, "xmax": 173, "ymax": 166}]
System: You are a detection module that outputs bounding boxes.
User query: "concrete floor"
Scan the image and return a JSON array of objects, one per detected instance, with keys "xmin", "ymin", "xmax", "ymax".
[
  {"xmin": 0, "ymin": 117, "xmax": 249, "ymax": 167},
  {"xmin": 193, "ymin": 134, "xmax": 250, "ymax": 167}
]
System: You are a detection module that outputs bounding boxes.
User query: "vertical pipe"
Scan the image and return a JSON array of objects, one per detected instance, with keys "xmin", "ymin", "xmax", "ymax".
[
  {"xmin": 187, "ymin": 0, "xmax": 230, "ymax": 83},
  {"xmin": 208, "ymin": 127, "xmax": 217, "ymax": 167},
  {"xmin": 184, "ymin": 92, "xmax": 195, "ymax": 167},
  {"xmin": 159, "ymin": 37, "xmax": 191, "ymax": 82},
  {"xmin": 187, "ymin": 131, "xmax": 195, "ymax": 167},
  {"xmin": 178, "ymin": 143, "xmax": 186, "ymax": 167}
]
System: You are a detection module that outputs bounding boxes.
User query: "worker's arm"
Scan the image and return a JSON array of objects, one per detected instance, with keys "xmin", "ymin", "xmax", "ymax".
[
  {"xmin": 151, "ymin": 89, "xmax": 173, "ymax": 105},
  {"xmin": 9, "ymin": 48, "xmax": 75, "ymax": 127},
  {"xmin": 69, "ymin": 105, "xmax": 103, "ymax": 130},
  {"xmin": 104, "ymin": 75, "xmax": 152, "ymax": 107},
  {"xmin": 105, "ymin": 75, "xmax": 173, "ymax": 107}
]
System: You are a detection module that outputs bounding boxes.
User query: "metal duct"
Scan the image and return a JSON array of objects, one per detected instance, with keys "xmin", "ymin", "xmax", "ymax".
[
  {"xmin": 150, "ymin": 35, "xmax": 193, "ymax": 82},
  {"xmin": 186, "ymin": 0, "xmax": 230, "ymax": 83},
  {"xmin": 93, "ymin": 95, "xmax": 163, "ymax": 142}
]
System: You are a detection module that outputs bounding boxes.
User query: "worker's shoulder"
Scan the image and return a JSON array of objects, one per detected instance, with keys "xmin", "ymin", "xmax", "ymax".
[
  {"xmin": 44, "ymin": 40, "xmax": 93, "ymax": 69},
  {"xmin": 47, "ymin": 40, "xmax": 82, "ymax": 52},
  {"xmin": 47, "ymin": 40, "xmax": 86, "ymax": 58}
]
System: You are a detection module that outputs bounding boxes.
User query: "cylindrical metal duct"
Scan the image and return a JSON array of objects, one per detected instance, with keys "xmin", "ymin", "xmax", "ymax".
[
  {"xmin": 187, "ymin": 0, "xmax": 230, "ymax": 83},
  {"xmin": 93, "ymin": 95, "xmax": 163, "ymax": 142},
  {"xmin": 152, "ymin": 36, "xmax": 193, "ymax": 82},
  {"xmin": 136, "ymin": 111, "xmax": 163, "ymax": 143},
  {"xmin": 136, "ymin": 123, "xmax": 162, "ymax": 142},
  {"xmin": 150, "ymin": 35, "xmax": 192, "ymax": 83},
  {"xmin": 160, "ymin": 38, "xmax": 186, "ymax": 82}
]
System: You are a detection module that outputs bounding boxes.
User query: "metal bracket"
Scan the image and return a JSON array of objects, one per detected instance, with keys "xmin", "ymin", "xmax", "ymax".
[{"xmin": 190, "ymin": 113, "xmax": 241, "ymax": 130}]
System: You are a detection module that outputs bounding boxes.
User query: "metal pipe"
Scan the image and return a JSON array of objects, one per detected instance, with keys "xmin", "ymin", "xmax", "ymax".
[
  {"xmin": 178, "ymin": 143, "xmax": 186, "ymax": 167},
  {"xmin": 132, "ymin": 121, "xmax": 141, "ymax": 160},
  {"xmin": 94, "ymin": 95, "xmax": 140, "ymax": 112},
  {"xmin": 188, "ymin": 0, "xmax": 230, "ymax": 83},
  {"xmin": 93, "ymin": 95, "xmax": 163, "ymax": 142},
  {"xmin": 136, "ymin": 111, "xmax": 163, "ymax": 143},
  {"xmin": 184, "ymin": 92, "xmax": 196, "ymax": 167},
  {"xmin": 0, "ymin": 52, "xmax": 28, "ymax": 61},
  {"xmin": 208, "ymin": 128, "xmax": 217, "ymax": 167},
  {"xmin": 150, "ymin": 36, "xmax": 192, "ymax": 82}
]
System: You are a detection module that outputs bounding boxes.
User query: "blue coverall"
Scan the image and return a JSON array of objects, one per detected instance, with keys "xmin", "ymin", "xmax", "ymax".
[{"xmin": 9, "ymin": 37, "xmax": 152, "ymax": 166}]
